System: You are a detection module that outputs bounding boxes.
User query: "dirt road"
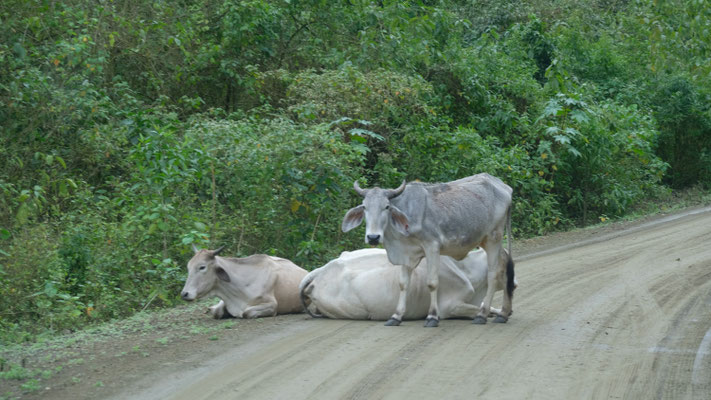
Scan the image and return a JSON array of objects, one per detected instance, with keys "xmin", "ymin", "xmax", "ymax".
[{"xmin": 109, "ymin": 207, "xmax": 711, "ymax": 400}]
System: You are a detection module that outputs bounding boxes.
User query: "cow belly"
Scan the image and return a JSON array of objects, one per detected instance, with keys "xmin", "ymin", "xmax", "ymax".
[
  {"xmin": 353, "ymin": 268, "xmax": 459, "ymax": 321},
  {"xmin": 275, "ymin": 269, "xmax": 309, "ymax": 314},
  {"xmin": 441, "ymin": 244, "xmax": 478, "ymax": 261},
  {"xmin": 307, "ymin": 251, "xmax": 482, "ymax": 321}
]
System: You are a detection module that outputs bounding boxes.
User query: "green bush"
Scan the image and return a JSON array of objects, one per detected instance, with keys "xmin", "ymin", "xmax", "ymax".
[
  {"xmin": 272, "ymin": 65, "xmax": 438, "ymax": 135},
  {"xmin": 535, "ymin": 92, "xmax": 667, "ymax": 224},
  {"xmin": 184, "ymin": 116, "xmax": 367, "ymax": 266},
  {"xmin": 651, "ymin": 75, "xmax": 711, "ymax": 188}
]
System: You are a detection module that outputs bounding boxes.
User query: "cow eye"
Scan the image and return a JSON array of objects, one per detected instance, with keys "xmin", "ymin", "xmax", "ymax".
[
  {"xmin": 385, "ymin": 205, "xmax": 390, "ymax": 210},
  {"xmin": 199, "ymin": 265, "xmax": 207, "ymax": 271}
]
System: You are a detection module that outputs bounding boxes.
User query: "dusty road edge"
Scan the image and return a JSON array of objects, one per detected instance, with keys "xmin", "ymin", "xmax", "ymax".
[{"xmin": 517, "ymin": 205, "xmax": 711, "ymax": 262}]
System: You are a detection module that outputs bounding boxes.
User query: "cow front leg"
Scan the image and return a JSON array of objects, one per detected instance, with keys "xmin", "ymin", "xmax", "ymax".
[
  {"xmin": 423, "ymin": 246, "xmax": 441, "ymax": 328},
  {"xmin": 241, "ymin": 301, "xmax": 277, "ymax": 319},
  {"xmin": 207, "ymin": 300, "xmax": 230, "ymax": 319},
  {"xmin": 385, "ymin": 264, "xmax": 413, "ymax": 326}
]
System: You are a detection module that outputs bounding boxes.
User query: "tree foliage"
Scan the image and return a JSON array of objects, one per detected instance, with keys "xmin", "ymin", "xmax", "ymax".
[{"xmin": 1, "ymin": 0, "xmax": 709, "ymax": 342}]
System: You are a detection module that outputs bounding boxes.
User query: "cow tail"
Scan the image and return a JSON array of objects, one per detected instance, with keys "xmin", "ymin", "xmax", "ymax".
[
  {"xmin": 506, "ymin": 203, "xmax": 513, "ymax": 257},
  {"xmin": 505, "ymin": 203, "xmax": 515, "ymax": 298},
  {"xmin": 506, "ymin": 252, "xmax": 515, "ymax": 299},
  {"xmin": 299, "ymin": 270, "xmax": 325, "ymax": 318}
]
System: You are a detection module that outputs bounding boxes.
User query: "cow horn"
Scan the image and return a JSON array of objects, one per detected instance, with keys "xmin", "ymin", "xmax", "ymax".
[
  {"xmin": 353, "ymin": 180, "xmax": 368, "ymax": 197},
  {"xmin": 212, "ymin": 246, "xmax": 226, "ymax": 257},
  {"xmin": 386, "ymin": 180, "xmax": 407, "ymax": 199},
  {"xmin": 192, "ymin": 243, "xmax": 200, "ymax": 253}
]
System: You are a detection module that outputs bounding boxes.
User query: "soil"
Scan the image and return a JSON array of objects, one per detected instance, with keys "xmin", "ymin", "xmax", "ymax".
[{"xmin": 2, "ymin": 205, "xmax": 711, "ymax": 399}]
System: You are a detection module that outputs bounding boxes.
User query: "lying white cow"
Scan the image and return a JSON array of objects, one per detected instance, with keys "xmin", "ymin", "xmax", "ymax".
[
  {"xmin": 181, "ymin": 245, "xmax": 308, "ymax": 319},
  {"xmin": 299, "ymin": 248, "xmax": 516, "ymax": 321}
]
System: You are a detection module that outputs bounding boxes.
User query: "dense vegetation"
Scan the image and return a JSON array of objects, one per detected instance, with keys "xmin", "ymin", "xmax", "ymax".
[{"xmin": 1, "ymin": 0, "xmax": 710, "ymax": 343}]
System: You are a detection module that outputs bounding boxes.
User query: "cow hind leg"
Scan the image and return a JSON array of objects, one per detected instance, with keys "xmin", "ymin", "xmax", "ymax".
[
  {"xmin": 242, "ymin": 301, "xmax": 278, "ymax": 319},
  {"xmin": 448, "ymin": 303, "xmax": 479, "ymax": 319},
  {"xmin": 475, "ymin": 240, "xmax": 506, "ymax": 324},
  {"xmin": 493, "ymin": 252, "xmax": 515, "ymax": 323}
]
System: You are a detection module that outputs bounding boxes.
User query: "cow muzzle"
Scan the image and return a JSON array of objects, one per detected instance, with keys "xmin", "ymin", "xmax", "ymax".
[
  {"xmin": 181, "ymin": 290, "xmax": 195, "ymax": 301},
  {"xmin": 367, "ymin": 234, "xmax": 381, "ymax": 246}
]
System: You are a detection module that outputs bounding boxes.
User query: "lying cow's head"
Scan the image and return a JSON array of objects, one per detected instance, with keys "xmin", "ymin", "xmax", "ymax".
[
  {"xmin": 181, "ymin": 245, "xmax": 229, "ymax": 301},
  {"xmin": 342, "ymin": 180, "xmax": 410, "ymax": 245}
]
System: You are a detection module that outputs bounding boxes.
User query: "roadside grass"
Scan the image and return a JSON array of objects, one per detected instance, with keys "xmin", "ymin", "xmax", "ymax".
[
  {"xmin": 0, "ymin": 299, "xmax": 231, "ymax": 397},
  {"xmin": 624, "ymin": 185, "xmax": 711, "ymax": 220}
]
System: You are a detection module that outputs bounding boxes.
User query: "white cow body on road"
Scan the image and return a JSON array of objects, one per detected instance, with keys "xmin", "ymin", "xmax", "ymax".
[
  {"xmin": 300, "ymin": 248, "xmax": 514, "ymax": 320},
  {"xmin": 181, "ymin": 246, "xmax": 308, "ymax": 319}
]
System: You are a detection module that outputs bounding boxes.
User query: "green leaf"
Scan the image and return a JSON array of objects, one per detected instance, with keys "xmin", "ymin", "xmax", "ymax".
[
  {"xmin": 44, "ymin": 281, "xmax": 58, "ymax": 298},
  {"xmin": 57, "ymin": 293, "xmax": 72, "ymax": 301},
  {"xmin": 541, "ymin": 102, "xmax": 562, "ymax": 119},
  {"xmin": 56, "ymin": 156, "xmax": 67, "ymax": 169},
  {"xmin": 545, "ymin": 126, "xmax": 560, "ymax": 135},
  {"xmin": 0, "ymin": 228, "xmax": 10, "ymax": 240},
  {"xmin": 349, "ymin": 129, "xmax": 384, "ymax": 141},
  {"xmin": 12, "ymin": 42, "xmax": 26, "ymax": 59},
  {"xmin": 329, "ymin": 117, "xmax": 355, "ymax": 127},
  {"xmin": 570, "ymin": 110, "xmax": 589, "ymax": 124},
  {"xmin": 553, "ymin": 135, "xmax": 571, "ymax": 145},
  {"xmin": 564, "ymin": 127, "xmax": 580, "ymax": 136},
  {"xmin": 58, "ymin": 181, "xmax": 68, "ymax": 196}
]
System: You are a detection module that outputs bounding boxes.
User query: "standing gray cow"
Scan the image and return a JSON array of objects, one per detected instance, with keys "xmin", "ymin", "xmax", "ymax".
[
  {"xmin": 181, "ymin": 245, "xmax": 307, "ymax": 319},
  {"xmin": 342, "ymin": 173, "xmax": 514, "ymax": 327}
]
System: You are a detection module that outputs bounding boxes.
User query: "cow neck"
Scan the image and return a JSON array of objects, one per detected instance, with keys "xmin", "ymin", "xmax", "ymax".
[{"xmin": 210, "ymin": 257, "xmax": 250, "ymax": 313}]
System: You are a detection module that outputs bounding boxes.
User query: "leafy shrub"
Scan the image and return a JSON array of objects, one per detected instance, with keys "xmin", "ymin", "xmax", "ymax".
[
  {"xmin": 185, "ymin": 116, "xmax": 368, "ymax": 266},
  {"xmin": 520, "ymin": 16, "xmax": 556, "ymax": 83},
  {"xmin": 651, "ymin": 75, "xmax": 711, "ymax": 188},
  {"xmin": 272, "ymin": 65, "xmax": 438, "ymax": 136},
  {"xmin": 536, "ymin": 92, "xmax": 667, "ymax": 223},
  {"xmin": 441, "ymin": 29, "xmax": 544, "ymax": 141}
]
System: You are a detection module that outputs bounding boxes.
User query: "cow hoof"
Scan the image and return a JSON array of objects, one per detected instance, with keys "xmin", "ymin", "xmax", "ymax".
[
  {"xmin": 385, "ymin": 318, "xmax": 401, "ymax": 326},
  {"xmin": 424, "ymin": 318, "xmax": 439, "ymax": 328},
  {"xmin": 493, "ymin": 315, "xmax": 508, "ymax": 324},
  {"xmin": 472, "ymin": 316, "xmax": 487, "ymax": 325}
]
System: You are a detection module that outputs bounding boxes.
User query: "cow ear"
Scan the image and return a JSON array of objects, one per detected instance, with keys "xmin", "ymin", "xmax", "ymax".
[
  {"xmin": 215, "ymin": 266, "xmax": 231, "ymax": 282},
  {"xmin": 389, "ymin": 205, "xmax": 410, "ymax": 235},
  {"xmin": 342, "ymin": 205, "xmax": 365, "ymax": 232}
]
